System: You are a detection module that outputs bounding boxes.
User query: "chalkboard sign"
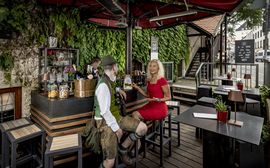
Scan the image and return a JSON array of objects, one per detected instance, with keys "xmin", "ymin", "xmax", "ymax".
[{"xmin": 235, "ymin": 39, "xmax": 254, "ymax": 63}]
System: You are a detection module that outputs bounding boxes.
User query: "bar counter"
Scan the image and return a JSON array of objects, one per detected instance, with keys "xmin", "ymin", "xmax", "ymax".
[{"xmin": 30, "ymin": 89, "xmax": 147, "ymax": 137}]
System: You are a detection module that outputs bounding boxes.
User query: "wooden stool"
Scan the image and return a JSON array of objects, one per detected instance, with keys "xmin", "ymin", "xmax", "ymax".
[
  {"xmin": 0, "ymin": 118, "xmax": 32, "ymax": 168},
  {"xmin": 45, "ymin": 134, "xmax": 82, "ymax": 168},
  {"xmin": 166, "ymin": 101, "xmax": 181, "ymax": 146},
  {"xmin": 6, "ymin": 124, "xmax": 45, "ymax": 168},
  {"xmin": 144, "ymin": 113, "xmax": 172, "ymax": 167}
]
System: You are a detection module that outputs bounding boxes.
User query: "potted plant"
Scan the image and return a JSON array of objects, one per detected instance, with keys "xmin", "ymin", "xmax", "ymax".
[
  {"xmin": 236, "ymin": 80, "xmax": 243, "ymax": 91},
  {"xmin": 215, "ymin": 96, "xmax": 228, "ymax": 122},
  {"xmin": 227, "ymin": 72, "xmax": 232, "ymax": 79}
]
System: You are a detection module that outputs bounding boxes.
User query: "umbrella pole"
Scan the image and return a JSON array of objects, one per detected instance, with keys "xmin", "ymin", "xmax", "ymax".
[{"xmin": 125, "ymin": 0, "xmax": 132, "ymax": 75}]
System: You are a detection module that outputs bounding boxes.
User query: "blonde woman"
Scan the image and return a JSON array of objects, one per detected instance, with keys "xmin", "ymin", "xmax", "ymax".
[{"xmin": 132, "ymin": 59, "xmax": 171, "ymax": 120}]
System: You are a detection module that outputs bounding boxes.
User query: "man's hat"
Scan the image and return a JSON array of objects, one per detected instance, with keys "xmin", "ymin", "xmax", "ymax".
[{"xmin": 102, "ymin": 55, "xmax": 117, "ymax": 66}]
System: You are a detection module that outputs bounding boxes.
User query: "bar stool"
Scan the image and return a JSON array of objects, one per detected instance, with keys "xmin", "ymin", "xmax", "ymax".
[
  {"xmin": 165, "ymin": 100, "xmax": 181, "ymax": 146},
  {"xmin": 115, "ymin": 132, "xmax": 140, "ymax": 168},
  {"xmin": 45, "ymin": 134, "xmax": 82, "ymax": 168},
  {"xmin": 0, "ymin": 118, "xmax": 32, "ymax": 168},
  {"xmin": 6, "ymin": 124, "xmax": 45, "ymax": 168},
  {"xmin": 144, "ymin": 111, "xmax": 172, "ymax": 167}
]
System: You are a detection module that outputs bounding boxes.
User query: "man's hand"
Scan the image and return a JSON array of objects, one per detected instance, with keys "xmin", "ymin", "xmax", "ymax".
[
  {"xmin": 119, "ymin": 89, "xmax": 127, "ymax": 100},
  {"xmin": 115, "ymin": 128, "xmax": 123, "ymax": 142},
  {"xmin": 87, "ymin": 74, "xmax": 94, "ymax": 79}
]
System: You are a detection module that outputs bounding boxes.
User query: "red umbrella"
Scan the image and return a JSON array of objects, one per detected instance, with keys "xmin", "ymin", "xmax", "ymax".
[{"xmin": 38, "ymin": 0, "xmax": 244, "ymax": 29}]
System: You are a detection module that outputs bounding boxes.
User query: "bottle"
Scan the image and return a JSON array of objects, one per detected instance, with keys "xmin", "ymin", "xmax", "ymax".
[
  {"xmin": 59, "ymin": 83, "xmax": 69, "ymax": 99},
  {"xmin": 73, "ymin": 64, "xmax": 83, "ymax": 79},
  {"xmin": 124, "ymin": 75, "xmax": 132, "ymax": 90}
]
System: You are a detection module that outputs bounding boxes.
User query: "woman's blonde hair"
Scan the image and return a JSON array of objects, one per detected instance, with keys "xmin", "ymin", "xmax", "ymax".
[{"xmin": 146, "ymin": 59, "xmax": 165, "ymax": 80}]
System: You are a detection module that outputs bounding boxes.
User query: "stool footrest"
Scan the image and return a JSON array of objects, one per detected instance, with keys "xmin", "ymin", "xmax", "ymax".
[{"xmin": 145, "ymin": 132, "xmax": 171, "ymax": 147}]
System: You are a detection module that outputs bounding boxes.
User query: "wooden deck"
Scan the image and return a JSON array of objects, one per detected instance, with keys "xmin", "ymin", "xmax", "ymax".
[
  {"xmin": 54, "ymin": 104, "xmax": 202, "ymax": 168},
  {"xmin": 136, "ymin": 104, "xmax": 203, "ymax": 168}
]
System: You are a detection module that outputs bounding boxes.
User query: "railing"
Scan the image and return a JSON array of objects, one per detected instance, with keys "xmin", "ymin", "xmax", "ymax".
[
  {"xmin": 195, "ymin": 62, "xmax": 259, "ymax": 91},
  {"xmin": 186, "ymin": 36, "xmax": 202, "ymax": 75}
]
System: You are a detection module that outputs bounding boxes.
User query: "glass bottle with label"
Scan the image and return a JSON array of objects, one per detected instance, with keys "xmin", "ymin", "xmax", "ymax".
[{"xmin": 124, "ymin": 75, "xmax": 132, "ymax": 90}]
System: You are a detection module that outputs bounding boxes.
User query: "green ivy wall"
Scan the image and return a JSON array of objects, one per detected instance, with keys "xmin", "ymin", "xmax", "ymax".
[{"xmin": 0, "ymin": 1, "xmax": 189, "ymax": 78}]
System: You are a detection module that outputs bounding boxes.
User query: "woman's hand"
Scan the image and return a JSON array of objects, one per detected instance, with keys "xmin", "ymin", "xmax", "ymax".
[
  {"xmin": 147, "ymin": 98, "xmax": 155, "ymax": 102},
  {"xmin": 132, "ymin": 83, "xmax": 140, "ymax": 90}
]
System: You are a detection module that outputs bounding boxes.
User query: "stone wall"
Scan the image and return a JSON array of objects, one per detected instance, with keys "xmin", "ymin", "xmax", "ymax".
[{"xmin": 0, "ymin": 40, "xmax": 39, "ymax": 117}]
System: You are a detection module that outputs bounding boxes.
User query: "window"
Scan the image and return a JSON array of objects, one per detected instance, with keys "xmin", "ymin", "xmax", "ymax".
[
  {"xmin": 260, "ymin": 30, "xmax": 262, "ymax": 37},
  {"xmin": 162, "ymin": 62, "xmax": 174, "ymax": 83}
]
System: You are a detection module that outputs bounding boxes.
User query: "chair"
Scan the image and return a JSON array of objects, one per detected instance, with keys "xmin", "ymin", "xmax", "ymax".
[
  {"xmin": 245, "ymin": 98, "xmax": 261, "ymax": 116},
  {"xmin": 0, "ymin": 118, "xmax": 32, "ymax": 168},
  {"xmin": 6, "ymin": 124, "xmax": 45, "ymax": 168},
  {"xmin": 196, "ymin": 86, "xmax": 215, "ymax": 139},
  {"xmin": 197, "ymin": 97, "xmax": 217, "ymax": 108},
  {"xmin": 197, "ymin": 85, "xmax": 213, "ymax": 99},
  {"xmin": 143, "ymin": 110, "xmax": 172, "ymax": 167},
  {"xmin": 45, "ymin": 134, "xmax": 82, "ymax": 168}
]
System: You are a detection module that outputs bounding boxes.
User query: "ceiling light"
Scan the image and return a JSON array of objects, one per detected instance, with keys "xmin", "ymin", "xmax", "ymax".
[{"xmin": 149, "ymin": 10, "xmax": 197, "ymax": 22}]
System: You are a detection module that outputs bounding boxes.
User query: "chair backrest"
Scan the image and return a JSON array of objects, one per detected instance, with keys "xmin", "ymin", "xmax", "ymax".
[{"xmin": 197, "ymin": 85, "xmax": 212, "ymax": 99}]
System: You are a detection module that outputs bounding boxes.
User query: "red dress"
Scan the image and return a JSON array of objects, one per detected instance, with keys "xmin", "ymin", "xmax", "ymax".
[{"xmin": 138, "ymin": 77, "xmax": 168, "ymax": 120}]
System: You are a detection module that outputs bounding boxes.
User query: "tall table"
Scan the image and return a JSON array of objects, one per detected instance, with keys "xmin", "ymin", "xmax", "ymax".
[{"xmin": 173, "ymin": 105, "xmax": 264, "ymax": 168}]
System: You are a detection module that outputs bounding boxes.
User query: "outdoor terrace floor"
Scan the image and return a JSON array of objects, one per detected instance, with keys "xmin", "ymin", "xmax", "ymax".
[
  {"xmin": 136, "ymin": 104, "xmax": 203, "ymax": 168},
  {"xmin": 55, "ymin": 104, "xmax": 202, "ymax": 168}
]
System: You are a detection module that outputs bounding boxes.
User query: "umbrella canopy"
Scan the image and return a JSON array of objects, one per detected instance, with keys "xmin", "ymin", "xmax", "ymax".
[
  {"xmin": 38, "ymin": 0, "xmax": 245, "ymax": 74},
  {"xmin": 38, "ymin": 0, "xmax": 245, "ymax": 29}
]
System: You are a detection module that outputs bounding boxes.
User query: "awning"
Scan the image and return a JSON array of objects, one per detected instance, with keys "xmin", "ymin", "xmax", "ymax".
[{"xmin": 38, "ymin": 0, "xmax": 245, "ymax": 29}]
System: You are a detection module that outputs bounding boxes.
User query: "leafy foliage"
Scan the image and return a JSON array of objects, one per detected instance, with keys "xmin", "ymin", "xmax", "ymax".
[
  {"xmin": 0, "ymin": 49, "xmax": 13, "ymax": 71},
  {"xmin": 133, "ymin": 26, "xmax": 189, "ymax": 77},
  {"xmin": 0, "ymin": 0, "xmax": 189, "ymax": 79},
  {"xmin": 228, "ymin": 0, "xmax": 263, "ymax": 33},
  {"xmin": 215, "ymin": 95, "xmax": 227, "ymax": 112},
  {"xmin": 260, "ymin": 85, "xmax": 270, "ymax": 107},
  {"xmin": 262, "ymin": 122, "xmax": 270, "ymax": 143}
]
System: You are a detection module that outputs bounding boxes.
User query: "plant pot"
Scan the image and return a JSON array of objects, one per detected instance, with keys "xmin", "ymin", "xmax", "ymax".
[
  {"xmin": 217, "ymin": 111, "xmax": 228, "ymax": 122},
  {"xmin": 237, "ymin": 83, "xmax": 244, "ymax": 91},
  {"xmin": 227, "ymin": 73, "xmax": 232, "ymax": 79}
]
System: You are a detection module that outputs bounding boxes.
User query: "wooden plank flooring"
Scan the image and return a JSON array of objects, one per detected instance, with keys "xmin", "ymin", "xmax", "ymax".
[
  {"xmin": 137, "ymin": 104, "xmax": 203, "ymax": 168},
  {"xmin": 54, "ymin": 104, "xmax": 202, "ymax": 168}
]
